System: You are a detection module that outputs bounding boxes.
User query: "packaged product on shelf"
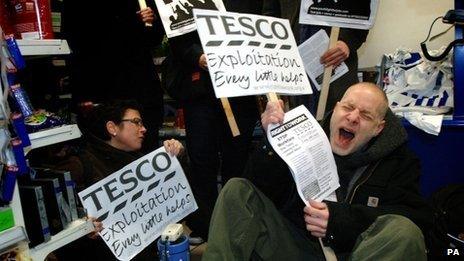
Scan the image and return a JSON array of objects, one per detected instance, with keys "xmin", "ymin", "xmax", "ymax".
[
  {"xmin": 5, "ymin": 35, "xmax": 25, "ymax": 69},
  {"xmin": 0, "ymin": 166, "xmax": 19, "ymax": 202},
  {"xmin": 20, "ymin": 177, "xmax": 68, "ymax": 235},
  {"xmin": 24, "ymin": 110, "xmax": 65, "ymax": 133},
  {"xmin": 10, "ymin": 84, "xmax": 34, "ymax": 117},
  {"xmin": 8, "ymin": 0, "xmax": 54, "ymax": 39},
  {"xmin": 11, "ymin": 112, "xmax": 31, "ymax": 147},
  {"xmin": 11, "ymin": 138, "xmax": 28, "ymax": 174},
  {"xmin": 18, "ymin": 185, "xmax": 51, "ymax": 246},
  {"xmin": 0, "ymin": 206, "xmax": 14, "ymax": 232},
  {"xmin": 0, "ymin": 0, "xmax": 14, "ymax": 35},
  {"xmin": 33, "ymin": 168, "xmax": 78, "ymax": 221}
]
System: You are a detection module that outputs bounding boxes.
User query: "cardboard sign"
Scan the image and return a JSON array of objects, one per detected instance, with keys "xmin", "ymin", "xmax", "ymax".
[
  {"xmin": 299, "ymin": 0, "xmax": 379, "ymax": 30},
  {"xmin": 154, "ymin": 0, "xmax": 226, "ymax": 38},
  {"xmin": 194, "ymin": 9, "xmax": 312, "ymax": 98},
  {"xmin": 78, "ymin": 147, "xmax": 197, "ymax": 261}
]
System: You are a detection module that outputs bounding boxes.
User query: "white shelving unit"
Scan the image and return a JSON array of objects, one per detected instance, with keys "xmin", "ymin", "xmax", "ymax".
[
  {"xmin": 0, "ymin": 34, "xmax": 92, "ymax": 260},
  {"xmin": 0, "ymin": 226, "xmax": 28, "ymax": 254},
  {"xmin": 28, "ymin": 124, "xmax": 82, "ymax": 150},
  {"xmin": 29, "ymin": 219, "xmax": 94, "ymax": 261},
  {"xmin": 16, "ymin": 39, "xmax": 70, "ymax": 56}
]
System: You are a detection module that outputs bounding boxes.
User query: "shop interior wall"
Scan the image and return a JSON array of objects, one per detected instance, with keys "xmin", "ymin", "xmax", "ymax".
[{"xmin": 358, "ymin": 0, "xmax": 455, "ymax": 68}]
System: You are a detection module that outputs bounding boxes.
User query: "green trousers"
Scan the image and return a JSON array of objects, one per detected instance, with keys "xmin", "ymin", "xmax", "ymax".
[{"xmin": 202, "ymin": 178, "xmax": 427, "ymax": 261}]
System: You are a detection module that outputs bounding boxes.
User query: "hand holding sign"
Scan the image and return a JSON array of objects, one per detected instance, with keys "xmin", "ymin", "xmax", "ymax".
[{"xmin": 137, "ymin": 0, "xmax": 153, "ymax": 27}]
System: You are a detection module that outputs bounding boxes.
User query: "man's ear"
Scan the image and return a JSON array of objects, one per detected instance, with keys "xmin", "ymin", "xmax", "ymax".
[
  {"xmin": 373, "ymin": 120, "xmax": 385, "ymax": 137},
  {"xmin": 106, "ymin": 121, "xmax": 118, "ymax": 136}
]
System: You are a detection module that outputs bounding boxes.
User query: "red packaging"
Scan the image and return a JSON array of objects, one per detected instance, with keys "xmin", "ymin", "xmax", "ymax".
[
  {"xmin": 0, "ymin": 0, "xmax": 15, "ymax": 35},
  {"xmin": 176, "ymin": 109, "xmax": 185, "ymax": 129},
  {"xmin": 9, "ymin": 0, "xmax": 54, "ymax": 39}
]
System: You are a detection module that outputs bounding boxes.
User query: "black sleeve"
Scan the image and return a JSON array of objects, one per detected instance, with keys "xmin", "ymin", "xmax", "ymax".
[
  {"xmin": 262, "ymin": 0, "xmax": 281, "ymax": 17},
  {"xmin": 323, "ymin": 151, "xmax": 433, "ymax": 252},
  {"xmin": 242, "ymin": 138, "xmax": 295, "ymax": 209},
  {"xmin": 338, "ymin": 28, "xmax": 369, "ymax": 55},
  {"xmin": 145, "ymin": 0, "xmax": 166, "ymax": 46},
  {"xmin": 168, "ymin": 32, "xmax": 204, "ymax": 70}
]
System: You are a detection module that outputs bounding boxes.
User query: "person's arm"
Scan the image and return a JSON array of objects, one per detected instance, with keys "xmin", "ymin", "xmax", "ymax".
[
  {"xmin": 338, "ymin": 28, "xmax": 369, "ymax": 57},
  {"xmin": 143, "ymin": 1, "xmax": 165, "ymax": 46},
  {"xmin": 168, "ymin": 32, "xmax": 204, "ymax": 70},
  {"xmin": 262, "ymin": 0, "xmax": 281, "ymax": 17},
  {"xmin": 322, "ymin": 149, "xmax": 432, "ymax": 252}
]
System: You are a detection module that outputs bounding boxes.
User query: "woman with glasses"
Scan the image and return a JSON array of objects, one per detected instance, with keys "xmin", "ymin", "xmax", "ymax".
[{"xmin": 55, "ymin": 99, "xmax": 183, "ymax": 260}]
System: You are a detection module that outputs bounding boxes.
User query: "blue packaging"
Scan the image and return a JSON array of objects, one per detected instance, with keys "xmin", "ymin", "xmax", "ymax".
[
  {"xmin": 1, "ymin": 166, "xmax": 19, "ymax": 202},
  {"xmin": 11, "ymin": 138, "xmax": 29, "ymax": 175},
  {"xmin": 5, "ymin": 35, "xmax": 26, "ymax": 70},
  {"xmin": 7, "ymin": 73, "xmax": 17, "ymax": 86},
  {"xmin": 157, "ymin": 236, "xmax": 190, "ymax": 261},
  {"xmin": 10, "ymin": 84, "xmax": 34, "ymax": 117},
  {"xmin": 12, "ymin": 113, "xmax": 31, "ymax": 147}
]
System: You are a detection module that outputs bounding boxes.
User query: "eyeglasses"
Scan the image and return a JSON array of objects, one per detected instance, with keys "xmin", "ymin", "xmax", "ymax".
[{"xmin": 120, "ymin": 118, "xmax": 144, "ymax": 127}]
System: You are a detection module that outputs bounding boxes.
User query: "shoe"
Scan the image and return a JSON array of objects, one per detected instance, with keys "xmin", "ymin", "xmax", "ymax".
[{"xmin": 188, "ymin": 235, "xmax": 204, "ymax": 245}]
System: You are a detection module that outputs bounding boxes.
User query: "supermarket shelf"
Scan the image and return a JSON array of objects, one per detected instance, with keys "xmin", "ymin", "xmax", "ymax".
[
  {"xmin": 29, "ymin": 219, "xmax": 94, "ymax": 261},
  {"xmin": 28, "ymin": 124, "xmax": 82, "ymax": 151},
  {"xmin": 17, "ymin": 39, "xmax": 70, "ymax": 56},
  {"xmin": 159, "ymin": 127, "xmax": 186, "ymax": 138},
  {"xmin": 0, "ymin": 226, "xmax": 28, "ymax": 254}
]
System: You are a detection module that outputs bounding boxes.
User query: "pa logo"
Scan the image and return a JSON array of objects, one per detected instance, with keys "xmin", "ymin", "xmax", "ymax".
[{"xmin": 447, "ymin": 248, "xmax": 460, "ymax": 256}]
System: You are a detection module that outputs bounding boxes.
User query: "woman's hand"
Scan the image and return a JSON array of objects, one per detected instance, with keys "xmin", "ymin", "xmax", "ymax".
[
  {"xmin": 199, "ymin": 54, "xmax": 208, "ymax": 70},
  {"xmin": 137, "ymin": 7, "xmax": 155, "ymax": 24},
  {"xmin": 87, "ymin": 217, "xmax": 103, "ymax": 239},
  {"xmin": 163, "ymin": 139, "xmax": 184, "ymax": 156}
]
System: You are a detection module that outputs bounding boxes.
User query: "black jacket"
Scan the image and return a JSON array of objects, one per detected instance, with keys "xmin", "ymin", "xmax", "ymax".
[{"xmin": 245, "ymin": 110, "xmax": 433, "ymax": 253}]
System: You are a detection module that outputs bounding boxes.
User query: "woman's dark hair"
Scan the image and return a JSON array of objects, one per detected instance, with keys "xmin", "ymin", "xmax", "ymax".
[{"xmin": 86, "ymin": 99, "xmax": 143, "ymax": 141}]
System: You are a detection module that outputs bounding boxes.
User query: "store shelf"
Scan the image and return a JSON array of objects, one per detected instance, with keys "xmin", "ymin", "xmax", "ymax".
[
  {"xmin": 17, "ymin": 39, "xmax": 70, "ymax": 56},
  {"xmin": 29, "ymin": 219, "xmax": 94, "ymax": 261},
  {"xmin": 0, "ymin": 226, "xmax": 28, "ymax": 254},
  {"xmin": 159, "ymin": 127, "xmax": 186, "ymax": 138},
  {"xmin": 28, "ymin": 124, "xmax": 82, "ymax": 151}
]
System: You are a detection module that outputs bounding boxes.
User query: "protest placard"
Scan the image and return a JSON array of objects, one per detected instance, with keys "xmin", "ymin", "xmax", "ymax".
[
  {"xmin": 78, "ymin": 147, "xmax": 197, "ymax": 261},
  {"xmin": 299, "ymin": 0, "xmax": 379, "ymax": 30},
  {"xmin": 154, "ymin": 0, "xmax": 226, "ymax": 38},
  {"xmin": 193, "ymin": 9, "xmax": 312, "ymax": 98}
]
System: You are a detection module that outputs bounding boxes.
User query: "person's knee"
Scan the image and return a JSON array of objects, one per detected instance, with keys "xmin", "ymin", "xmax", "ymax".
[
  {"xmin": 379, "ymin": 214, "xmax": 424, "ymax": 246},
  {"xmin": 220, "ymin": 178, "xmax": 255, "ymax": 203}
]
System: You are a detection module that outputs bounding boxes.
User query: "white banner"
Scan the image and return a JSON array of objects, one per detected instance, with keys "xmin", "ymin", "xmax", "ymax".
[
  {"xmin": 194, "ymin": 9, "xmax": 312, "ymax": 98},
  {"xmin": 153, "ymin": 0, "xmax": 226, "ymax": 38},
  {"xmin": 299, "ymin": 0, "xmax": 379, "ymax": 30},
  {"xmin": 78, "ymin": 147, "xmax": 197, "ymax": 261}
]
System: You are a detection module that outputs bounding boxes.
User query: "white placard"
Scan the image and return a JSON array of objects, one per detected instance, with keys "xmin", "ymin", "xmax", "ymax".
[
  {"xmin": 153, "ymin": 0, "xmax": 226, "ymax": 38},
  {"xmin": 266, "ymin": 105, "xmax": 339, "ymax": 202},
  {"xmin": 299, "ymin": 0, "xmax": 379, "ymax": 30},
  {"xmin": 193, "ymin": 9, "xmax": 312, "ymax": 98},
  {"xmin": 78, "ymin": 147, "xmax": 198, "ymax": 261}
]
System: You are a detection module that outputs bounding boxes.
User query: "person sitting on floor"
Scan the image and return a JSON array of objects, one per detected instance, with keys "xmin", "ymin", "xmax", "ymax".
[
  {"xmin": 56, "ymin": 99, "xmax": 184, "ymax": 260},
  {"xmin": 202, "ymin": 82, "xmax": 433, "ymax": 260}
]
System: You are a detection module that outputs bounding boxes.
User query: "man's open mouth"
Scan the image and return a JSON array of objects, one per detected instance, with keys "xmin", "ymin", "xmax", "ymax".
[{"xmin": 339, "ymin": 128, "xmax": 355, "ymax": 143}]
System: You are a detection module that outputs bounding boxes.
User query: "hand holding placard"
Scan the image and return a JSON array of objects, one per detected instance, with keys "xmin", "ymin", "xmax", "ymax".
[{"xmin": 138, "ymin": 0, "xmax": 153, "ymax": 27}]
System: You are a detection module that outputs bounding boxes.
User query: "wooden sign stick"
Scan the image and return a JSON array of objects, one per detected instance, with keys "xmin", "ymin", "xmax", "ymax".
[
  {"xmin": 220, "ymin": 98, "xmax": 240, "ymax": 137},
  {"xmin": 266, "ymin": 92, "xmax": 279, "ymax": 103},
  {"xmin": 138, "ymin": 0, "xmax": 153, "ymax": 27},
  {"xmin": 316, "ymin": 27, "xmax": 340, "ymax": 121}
]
